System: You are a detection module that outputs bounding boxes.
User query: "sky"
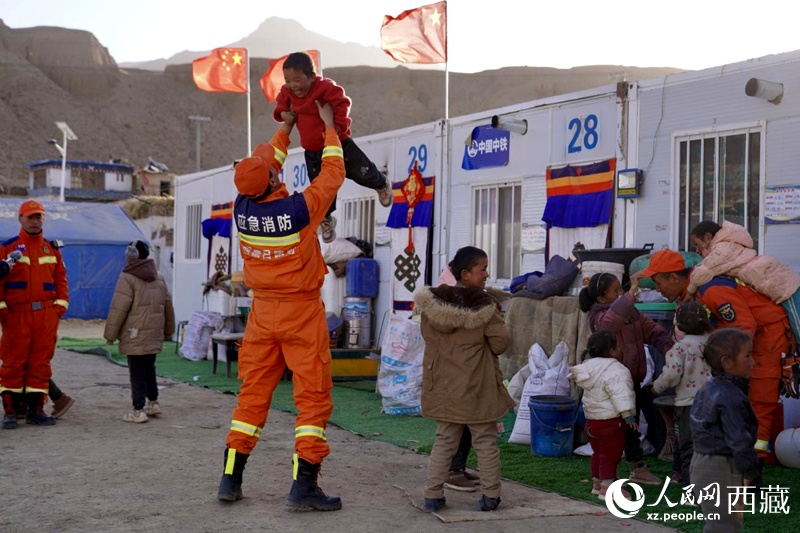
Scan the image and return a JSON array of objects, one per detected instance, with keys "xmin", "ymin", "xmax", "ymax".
[{"xmin": 2, "ymin": 0, "xmax": 798, "ymax": 73}]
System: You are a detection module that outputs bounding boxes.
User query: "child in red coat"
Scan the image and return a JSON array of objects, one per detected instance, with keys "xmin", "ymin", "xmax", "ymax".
[{"xmin": 274, "ymin": 52, "xmax": 393, "ymax": 243}]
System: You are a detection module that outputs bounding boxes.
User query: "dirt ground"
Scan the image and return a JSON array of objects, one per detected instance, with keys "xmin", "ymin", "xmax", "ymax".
[
  {"xmin": 1, "ymin": 321, "xmax": 677, "ymax": 532},
  {"xmin": 58, "ymin": 318, "xmax": 108, "ymax": 339}
]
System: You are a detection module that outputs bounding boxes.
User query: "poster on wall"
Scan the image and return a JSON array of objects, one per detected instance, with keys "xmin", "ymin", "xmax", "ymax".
[
  {"xmin": 521, "ymin": 224, "xmax": 547, "ymax": 254},
  {"xmin": 765, "ymin": 186, "xmax": 800, "ymax": 224}
]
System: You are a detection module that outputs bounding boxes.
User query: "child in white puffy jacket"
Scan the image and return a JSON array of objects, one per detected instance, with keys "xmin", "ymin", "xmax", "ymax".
[
  {"xmin": 649, "ymin": 301, "xmax": 713, "ymax": 487},
  {"xmin": 570, "ymin": 329, "xmax": 638, "ymax": 500}
]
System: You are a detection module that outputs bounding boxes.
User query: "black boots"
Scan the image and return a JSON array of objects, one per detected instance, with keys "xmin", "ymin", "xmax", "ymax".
[
  {"xmin": 25, "ymin": 392, "xmax": 55, "ymax": 426},
  {"xmin": 217, "ymin": 448, "xmax": 249, "ymax": 502},
  {"xmin": 286, "ymin": 455, "xmax": 342, "ymax": 511},
  {"xmin": 217, "ymin": 451, "xmax": 341, "ymax": 510},
  {"xmin": 2, "ymin": 391, "xmax": 20, "ymax": 429}
]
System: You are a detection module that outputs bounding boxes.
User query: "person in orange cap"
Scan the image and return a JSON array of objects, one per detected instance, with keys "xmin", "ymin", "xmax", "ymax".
[
  {"xmin": 637, "ymin": 249, "xmax": 797, "ymax": 461},
  {"xmin": 217, "ymin": 101, "xmax": 345, "ymax": 511},
  {"xmin": 0, "ymin": 200, "xmax": 69, "ymax": 428}
]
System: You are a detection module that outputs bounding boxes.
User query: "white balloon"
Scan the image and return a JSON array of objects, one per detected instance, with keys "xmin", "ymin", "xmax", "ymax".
[{"xmin": 775, "ymin": 428, "xmax": 800, "ymax": 469}]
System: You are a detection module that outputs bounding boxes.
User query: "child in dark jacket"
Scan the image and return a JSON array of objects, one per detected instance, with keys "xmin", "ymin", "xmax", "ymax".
[
  {"xmin": 579, "ymin": 270, "xmax": 673, "ymax": 485},
  {"xmin": 414, "ymin": 246, "xmax": 515, "ymax": 513},
  {"xmin": 690, "ymin": 328, "xmax": 759, "ymax": 533},
  {"xmin": 273, "ymin": 52, "xmax": 393, "ymax": 243}
]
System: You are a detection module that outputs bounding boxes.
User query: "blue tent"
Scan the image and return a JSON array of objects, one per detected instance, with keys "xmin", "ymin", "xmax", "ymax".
[{"xmin": 0, "ymin": 200, "xmax": 146, "ymax": 319}]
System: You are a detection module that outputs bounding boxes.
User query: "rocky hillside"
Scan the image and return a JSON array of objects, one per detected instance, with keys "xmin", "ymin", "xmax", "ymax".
[{"xmin": 0, "ymin": 19, "xmax": 684, "ymax": 195}]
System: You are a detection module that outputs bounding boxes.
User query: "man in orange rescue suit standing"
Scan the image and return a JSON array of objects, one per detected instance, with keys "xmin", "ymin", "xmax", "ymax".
[
  {"xmin": 639, "ymin": 249, "xmax": 797, "ymax": 459},
  {"xmin": 217, "ymin": 101, "xmax": 345, "ymax": 511},
  {"xmin": 1, "ymin": 200, "xmax": 69, "ymax": 428}
]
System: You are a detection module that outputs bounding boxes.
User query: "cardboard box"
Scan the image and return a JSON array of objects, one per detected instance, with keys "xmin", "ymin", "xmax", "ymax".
[{"xmin": 231, "ymin": 270, "xmax": 245, "ymax": 283}]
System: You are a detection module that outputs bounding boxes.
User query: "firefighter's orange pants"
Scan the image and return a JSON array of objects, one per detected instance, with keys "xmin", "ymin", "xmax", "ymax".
[
  {"xmin": 225, "ymin": 297, "xmax": 333, "ymax": 463},
  {"xmin": 0, "ymin": 305, "xmax": 59, "ymax": 393},
  {"xmin": 750, "ymin": 320, "xmax": 790, "ymax": 456}
]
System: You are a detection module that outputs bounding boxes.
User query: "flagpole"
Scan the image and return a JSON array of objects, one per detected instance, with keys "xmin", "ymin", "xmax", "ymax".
[
  {"xmin": 246, "ymin": 47, "xmax": 252, "ymax": 156},
  {"xmin": 444, "ymin": 1, "xmax": 449, "ymax": 121},
  {"xmin": 445, "ymin": 62, "xmax": 449, "ymax": 121}
]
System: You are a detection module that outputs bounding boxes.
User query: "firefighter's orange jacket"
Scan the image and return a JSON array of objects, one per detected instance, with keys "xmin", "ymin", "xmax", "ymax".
[
  {"xmin": 234, "ymin": 128, "xmax": 345, "ymax": 299},
  {"xmin": 0, "ymin": 230, "xmax": 69, "ymax": 316}
]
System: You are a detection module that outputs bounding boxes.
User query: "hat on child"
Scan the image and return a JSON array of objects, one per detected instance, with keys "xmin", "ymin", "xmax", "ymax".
[
  {"xmin": 126, "ymin": 240, "xmax": 150, "ymax": 260},
  {"xmin": 639, "ymin": 249, "xmax": 686, "ymax": 277},
  {"xmin": 234, "ymin": 143, "xmax": 276, "ymax": 197},
  {"xmin": 19, "ymin": 200, "xmax": 46, "ymax": 217}
]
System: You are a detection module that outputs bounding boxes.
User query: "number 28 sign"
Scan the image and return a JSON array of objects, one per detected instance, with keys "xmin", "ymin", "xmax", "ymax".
[{"xmin": 554, "ymin": 104, "xmax": 614, "ymax": 163}]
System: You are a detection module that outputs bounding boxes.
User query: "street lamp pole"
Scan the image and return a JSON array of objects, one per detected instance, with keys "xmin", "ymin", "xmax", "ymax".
[
  {"xmin": 54, "ymin": 121, "xmax": 77, "ymax": 202},
  {"xmin": 189, "ymin": 115, "xmax": 211, "ymax": 171},
  {"xmin": 59, "ymin": 134, "xmax": 68, "ymax": 202}
]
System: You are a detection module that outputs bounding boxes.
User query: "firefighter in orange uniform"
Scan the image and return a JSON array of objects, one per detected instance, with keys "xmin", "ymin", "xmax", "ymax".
[
  {"xmin": 640, "ymin": 249, "xmax": 797, "ymax": 459},
  {"xmin": 1, "ymin": 200, "xmax": 69, "ymax": 429},
  {"xmin": 217, "ymin": 101, "xmax": 345, "ymax": 511}
]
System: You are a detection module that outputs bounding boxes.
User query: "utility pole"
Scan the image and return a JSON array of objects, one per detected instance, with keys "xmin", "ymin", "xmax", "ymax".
[{"xmin": 188, "ymin": 115, "xmax": 211, "ymax": 171}]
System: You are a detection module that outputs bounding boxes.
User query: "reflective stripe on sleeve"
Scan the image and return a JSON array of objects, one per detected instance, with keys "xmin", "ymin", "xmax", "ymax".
[
  {"xmin": 274, "ymin": 147, "xmax": 287, "ymax": 167},
  {"xmin": 321, "ymin": 146, "xmax": 344, "ymax": 159}
]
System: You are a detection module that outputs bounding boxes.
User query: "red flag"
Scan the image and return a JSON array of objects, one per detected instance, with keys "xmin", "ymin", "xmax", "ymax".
[
  {"xmin": 259, "ymin": 50, "xmax": 322, "ymax": 102},
  {"xmin": 380, "ymin": 2, "xmax": 447, "ymax": 64},
  {"xmin": 192, "ymin": 48, "xmax": 248, "ymax": 93}
]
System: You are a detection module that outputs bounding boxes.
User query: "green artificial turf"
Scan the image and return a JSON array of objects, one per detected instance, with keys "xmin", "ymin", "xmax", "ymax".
[{"xmin": 59, "ymin": 338, "xmax": 798, "ymax": 531}]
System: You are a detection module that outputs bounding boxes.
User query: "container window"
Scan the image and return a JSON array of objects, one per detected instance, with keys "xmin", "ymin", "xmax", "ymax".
[
  {"xmin": 676, "ymin": 128, "xmax": 761, "ymax": 252},
  {"xmin": 340, "ymin": 196, "xmax": 375, "ymax": 243},
  {"xmin": 472, "ymin": 182, "xmax": 521, "ymax": 280},
  {"xmin": 185, "ymin": 203, "xmax": 202, "ymax": 260}
]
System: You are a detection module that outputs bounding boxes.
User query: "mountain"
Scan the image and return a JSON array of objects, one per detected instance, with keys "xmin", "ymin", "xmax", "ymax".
[
  {"xmin": 119, "ymin": 17, "xmax": 404, "ymax": 71},
  {"xmin": 0, "ymin": 18, "xmax": 684, "ymax": 195}
]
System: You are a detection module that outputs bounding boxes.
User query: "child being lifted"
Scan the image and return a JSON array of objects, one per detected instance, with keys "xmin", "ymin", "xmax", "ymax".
[{"xmin": 273, "ymin": 51, "xmax": 393, "ymax": 243}]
